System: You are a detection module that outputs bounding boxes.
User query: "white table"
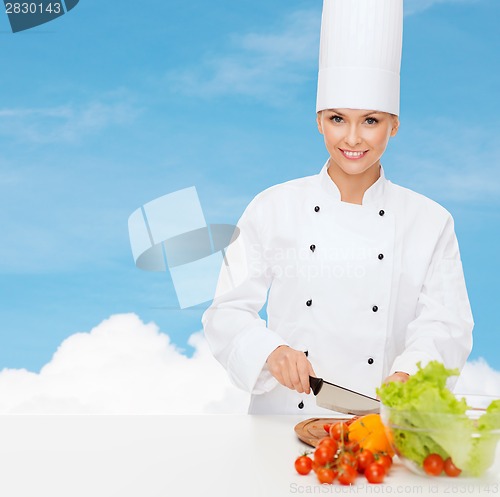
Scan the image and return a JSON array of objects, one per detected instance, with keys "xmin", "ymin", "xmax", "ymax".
[{"xmin": 0, "ymin": 415, "xmax": 498, "ymax": 497}]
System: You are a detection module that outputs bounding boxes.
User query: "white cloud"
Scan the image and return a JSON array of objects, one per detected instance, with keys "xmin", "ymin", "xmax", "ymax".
[
  {"xmin": 167, "ymin": 9, "xmax": 320, "ymax": 105},
  {"xmin": 0, "ymin": 94, "xmax": 139, "ymax": 144},
  {"xmin": 455, "ymin": 358, "xmax": 500, "ymax": 396},
  {"xmin": 0, "ymin": 313, "xmax": 497, "ymax": 414},
  {"xmin": 404, "ymin": 0, "xmax": 481, "ymax": 15},
  {"xmin": 0, "ymin": 313, "xmax": 250, "ymax": 414}
]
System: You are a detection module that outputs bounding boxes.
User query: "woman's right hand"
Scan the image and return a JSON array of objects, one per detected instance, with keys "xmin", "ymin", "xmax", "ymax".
[{"xmin": 266, "ymin": 345, "xmax": 317, "ymax": 394}]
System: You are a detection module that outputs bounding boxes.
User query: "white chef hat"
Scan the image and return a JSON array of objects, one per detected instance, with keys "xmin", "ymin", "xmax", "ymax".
[{"xmin": 316, "ymin": 0, "xmax": 403, "ymax": 115}]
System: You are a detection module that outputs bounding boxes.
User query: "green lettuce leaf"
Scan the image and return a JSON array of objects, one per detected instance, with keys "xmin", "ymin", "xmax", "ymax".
[
  {"xmin": 467, "ymin": 400, "xmax": 500, "ymax": 476},
  {"xmin": 378, "ymin": 361, "xmax": 500, "ymax": 476}
]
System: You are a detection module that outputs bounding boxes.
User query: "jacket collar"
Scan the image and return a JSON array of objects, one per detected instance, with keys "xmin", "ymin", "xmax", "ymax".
[{"xmin": 318, "ymin": 159, "xmax": 387, "ymax": 206}]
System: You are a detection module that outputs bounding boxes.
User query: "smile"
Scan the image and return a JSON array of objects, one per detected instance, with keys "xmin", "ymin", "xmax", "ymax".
[{"xmin": 340, "ymin": 149, "xmax": 368, "ymax": 160}]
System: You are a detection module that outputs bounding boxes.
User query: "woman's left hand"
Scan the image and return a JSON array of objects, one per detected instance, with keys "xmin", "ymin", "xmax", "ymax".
[{"xmin": 383, "ymin": 371, "xmax": 410, "ymax": 384}]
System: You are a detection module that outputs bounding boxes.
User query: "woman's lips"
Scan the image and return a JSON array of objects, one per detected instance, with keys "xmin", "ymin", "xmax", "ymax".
[{"xmin": 339, "ymin": 149, "xmax": 368, "ymax": 160}]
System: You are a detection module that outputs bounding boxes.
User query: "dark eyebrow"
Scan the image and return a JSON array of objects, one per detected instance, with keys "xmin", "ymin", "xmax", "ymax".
[{"xmin": 328, "ymin": 109, "xmax": 382, "ymax": 117}]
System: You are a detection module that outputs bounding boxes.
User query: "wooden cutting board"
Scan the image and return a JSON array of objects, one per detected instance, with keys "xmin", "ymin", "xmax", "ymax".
[{"xmin": 294, "ymin": 417, "xmax": 352, "ymax": 447}]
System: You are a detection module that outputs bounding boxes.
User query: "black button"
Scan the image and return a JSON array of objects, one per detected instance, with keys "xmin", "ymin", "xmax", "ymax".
[
  {"xmin": 298, "ymin": 401, "xmax": 304, "ymax": 409},
  {"xmin": 379, "ymin": 210, "xmax": 385, "ymax": 216},
  {"xmin": 372, "ymin": 305, "xmax": 378, "ymax": 312},
  {"xmin": 368, "ymin": 358, "xmax": 374, "ymax": 365},
  {"xmin": 378, "ymin": 253, "xmax": 384, "ymax": 260},
  {"xmin": 306, "ymin": 300, "xmax": 312, "ymax": 307},
  {"xmin": 310, "ymin": 244, "xmax": 316, "ymax": 252},
  {"xmin": 314, "ymin": 206, "xmax": 320, "ymax": 212}
]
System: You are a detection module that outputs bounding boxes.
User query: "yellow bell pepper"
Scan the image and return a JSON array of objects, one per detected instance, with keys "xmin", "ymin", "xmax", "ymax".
[{"xmin": 347, "ymin": 414, "xmax": 394, "ymax": 456}]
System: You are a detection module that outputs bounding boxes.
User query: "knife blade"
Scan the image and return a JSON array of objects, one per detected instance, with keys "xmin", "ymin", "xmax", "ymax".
[{"xmin": 309, "ymin": 376, "xmax": 380, "ymax": 415}]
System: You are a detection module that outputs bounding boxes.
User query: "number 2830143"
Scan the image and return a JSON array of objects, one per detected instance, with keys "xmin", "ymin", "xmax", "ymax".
[{"xmin": 5, "ymin": 3, "xmax": 62, "ymax": 14}]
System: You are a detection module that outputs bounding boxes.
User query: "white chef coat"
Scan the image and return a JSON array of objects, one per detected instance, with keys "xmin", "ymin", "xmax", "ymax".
[{"xmin": 202, "ymin": 162, "xmax": 474, "ymax": 414}]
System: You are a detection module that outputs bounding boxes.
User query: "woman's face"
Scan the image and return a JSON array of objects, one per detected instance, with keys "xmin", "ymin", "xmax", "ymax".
[{"xmin": 317, "ymin": 108, "xmax": 399, "ymax": 177}]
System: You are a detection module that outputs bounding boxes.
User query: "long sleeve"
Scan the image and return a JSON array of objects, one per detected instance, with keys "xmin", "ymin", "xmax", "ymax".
[
  {"xmin": 390, "ymin": 214, "xmax": 474, "ymax": 380},
  {"xmin": 202, "ymin": 196, "xmax": 287, "ymax": 394}
]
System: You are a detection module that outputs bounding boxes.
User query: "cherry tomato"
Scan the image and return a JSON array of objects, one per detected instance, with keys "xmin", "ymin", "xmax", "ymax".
[
  {"xmin": 337, "ymin": 463, "xmax": 357, "ymax": 485},
  {"xmin": 356, "ymin": 449, "xmax": 375, "ymax": 473},
  {"xmin": 365, "ymin": 462, "xmax": 386, "ymax": 484},
  {"xmin": 374, "ymin": 453, "xmax": 393, "ymax": 472},
  {"xmin": 345, "ymin": 440, "xmax": 360, "ymax": 454},
  {"xmin": 330, "ymin": 422, "xmax": 349, "ymax": 442},
  {"xmin": 338, "ymin": 451, "xmax": 358, "ymax": 470},
  {"xmin": 314, "ymin": 444, "xmax": 335, "ymax": 466},
  {"xmin": 317, "ymin": 466, "xmax": 336, "ymax": 485},
  {"xmin": 423, "ymin": 453, "xmax": 444, "ymax": 476},
  {"xmin": 323, "ymin": 423, "xmax": 332, "ymax": 433},
  {"xmin": 295, "ymin": 455, "xmax": 313, "ymax": 475},
  {"xmin": 444, "ymin": 457, "xmax": 462, "ymax": 477},
  {"xmin": 346, "ymin": 416, "xmax": 360, "ymax": 425},
  {"xmin": 318, "ymin": 437, "xmax": 339, "ymax": 452}
]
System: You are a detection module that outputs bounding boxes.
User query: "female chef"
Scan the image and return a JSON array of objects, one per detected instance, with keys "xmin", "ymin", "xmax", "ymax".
[{"xmin": 202, "ymin": 0, "xmax": 473, "ymax": 414}]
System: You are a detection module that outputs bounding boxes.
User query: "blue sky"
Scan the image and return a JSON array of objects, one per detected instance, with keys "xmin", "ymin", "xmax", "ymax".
[{"xmin": 0, "ymin": 0, "xmax": 498, "ymax": 373}]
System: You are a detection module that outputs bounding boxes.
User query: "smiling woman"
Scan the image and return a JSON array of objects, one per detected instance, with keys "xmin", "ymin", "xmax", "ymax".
[
  {"xmin": 202, "ymin": 0, "xmax": 473, "ymax": 415},
  {"xmin": 317, "ymin": 108, "xmax": 399, "ymax": 204}
]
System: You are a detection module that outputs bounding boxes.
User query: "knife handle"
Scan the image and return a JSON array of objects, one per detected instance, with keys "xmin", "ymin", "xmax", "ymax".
[{"xmin": 309, "ymin": 376, "xmax": 323, "ymax": 396}]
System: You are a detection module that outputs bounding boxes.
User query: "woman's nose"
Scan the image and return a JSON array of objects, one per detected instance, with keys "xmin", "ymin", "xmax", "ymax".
[{"xmin": 344, "ymin": 125, "xmax": 362, "ymax": 147}]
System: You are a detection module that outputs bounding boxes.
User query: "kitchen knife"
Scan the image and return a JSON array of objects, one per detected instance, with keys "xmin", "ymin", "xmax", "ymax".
[{"xmin": 309, "ymin": 376, "xmax": 380, "ymax": 416}]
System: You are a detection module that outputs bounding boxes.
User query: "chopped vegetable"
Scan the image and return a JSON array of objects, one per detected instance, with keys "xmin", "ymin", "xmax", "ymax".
[
  {"xmin": 377, "ymin": 361, "xmax": 500, "ymax": 476},
  {"xmin": 294, "ymin": 419, "xmax": 393, "ymax": 485},
  {"xmin": 468, "ymin": 399, "xmax": 500, "ymax": 476}
]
